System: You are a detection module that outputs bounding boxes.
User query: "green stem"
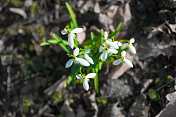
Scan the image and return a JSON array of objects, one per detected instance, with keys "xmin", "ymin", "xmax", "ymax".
[{"xmin": 94, "ymin": 69, "xmax": 99, "ymax": 93}]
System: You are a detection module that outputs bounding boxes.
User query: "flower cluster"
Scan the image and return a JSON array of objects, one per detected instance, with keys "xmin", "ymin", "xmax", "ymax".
[
  {"xmin": 99, "ymin": 31, "xmax": 136, "ymax": 68},
  {"xmin": 41, "ymin": 3, "xmax": 136, "ymax": 92},
  {"xmin": 62, "ymin": 28, "xmax": 95, "ymax": 91},
  {"xmin": 61, "ymin": 28, "xmax": 136, "ymax": 91}
]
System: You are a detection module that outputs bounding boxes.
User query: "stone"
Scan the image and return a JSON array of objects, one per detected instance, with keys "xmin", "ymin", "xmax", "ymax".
[
  {"xmin": 104, "ymin": 79, "xmax": 132, "ymax": 99},
  {"xmin": 102, "ymin": 103, "xmax": 126, "ymax": 117}
]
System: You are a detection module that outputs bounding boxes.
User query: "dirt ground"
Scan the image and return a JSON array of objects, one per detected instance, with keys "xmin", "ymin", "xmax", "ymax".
[{"xmin": 0, "ymin": 0, "xmax": 176, "ymax": 117}]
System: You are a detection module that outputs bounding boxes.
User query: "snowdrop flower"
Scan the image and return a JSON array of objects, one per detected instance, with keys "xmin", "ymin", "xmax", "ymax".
[
  {"xmin": 99, "ymin": 46, "xmax": 118, "ymax": 61},
  {"xmin": 104, "ymin": 31, "xmax": 119, "ymax": 49},
  {"xmin": 65, "ymin": 48, "xmax": 90, "ymax": 68},
  {"xmin": 104, "ymin": 31, "xmax": 108, "ymax": 40},
  {"xmin": 113, "ymin": 51, "xmax": 133, "ymax": 67},
  {"xmin": 76, "ymin": 73, "xmax": 96, "ymax": 91},
  {"xmin": 61, "ymin": 28, "xmax": 83, "ymax": 49},
  {"xmin": 84, "ymin": 49, "xmax": 94, "ymax": 64},
  {"xmin": 114, "ymin": 41, "xmax": 122, "ymax": 47},
  {"xmin": 99, "ymin": 43, "xmax": 118, "ymax": 61},
  {"xmin": 99, "ymin": 31, "xmax": 120, "ymax": 61},
  {"xmin": 121, "ymin": 38, "xmax": 136, "ymax": 54}
]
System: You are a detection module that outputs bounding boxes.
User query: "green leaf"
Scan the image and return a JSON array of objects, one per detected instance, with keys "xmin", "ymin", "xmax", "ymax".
[
  {"xmin": 40, "ymin": 39, "xmax": 58, "ymax": 46},
  {"xmin": 52, "ymin": 33, "xmax": 71, "ymax": 54},
  {"xmin": 71, "ymin": 64, "xmax": 76, "ymax": 87},
  {"xmin": 101, "ymin": 29, "xmax": 104, "ymax": 44},
  {"xmin": 65, "ymin": 2, "xmax": 78, "ymax": 28},
  {"xmin": 91, "ymin": 32, "xmax": 96, "ymax": 53},
  {"xmin": 108, "ymin": 22, "xmax": 122, "ymax": 38},
  {"xmin": 148, "ymin": 89, "xmax": 158, "ymax": 100}
]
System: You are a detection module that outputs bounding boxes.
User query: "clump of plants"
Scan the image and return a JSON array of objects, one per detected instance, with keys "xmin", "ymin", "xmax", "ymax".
[{"xmin": 41, "ymin": 2, "xmax": 136, "ymax": 92}]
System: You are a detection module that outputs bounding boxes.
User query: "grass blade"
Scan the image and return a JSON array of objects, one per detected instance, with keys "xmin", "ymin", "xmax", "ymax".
[
  {"xmin": 40, "ymin": 39, "xmax": 59, "ymax": 46},
  {"xmin": 65, "ymin": 2, "xmax": 78, "ymax": 28},
  {"xmin": 52, "ymin": 33, "xmax": 71, "ymax": 54},
  {"xmin": 108, "ymin": 22, "xmax": 122, "ymax": 38}
]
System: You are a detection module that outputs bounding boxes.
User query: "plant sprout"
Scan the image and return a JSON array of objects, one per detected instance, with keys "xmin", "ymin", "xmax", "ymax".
[{"xmin": 41, "ymin": 2, "xmax": 136, "ymax": 92}]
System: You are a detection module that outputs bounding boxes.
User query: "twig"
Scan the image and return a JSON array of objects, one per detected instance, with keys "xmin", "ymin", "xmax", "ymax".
[
  {"xmin": 7, "ymin": 66, "xmax": 11, "ymax": 94},
  {"xmin": 155, "ymin": 78, "xmax": 176, "ymax": 91}
]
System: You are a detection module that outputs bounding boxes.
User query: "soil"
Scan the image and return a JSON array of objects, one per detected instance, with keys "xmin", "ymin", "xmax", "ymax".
[{"xmin": 0, "ymin": 0, "xmax": 176, "ymax": 117}]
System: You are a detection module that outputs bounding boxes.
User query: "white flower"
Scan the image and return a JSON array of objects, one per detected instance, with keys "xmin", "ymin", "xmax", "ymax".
[
  {"xmin": 84, "ymin": 49, "xmax": 94, "ymax": 64},
  {"xmin": 113, "ymin": 51, "xmax": 133, "ymax": 67},
  {"xmin": 121, "ymin": 38, "xmax": 136, "ymax": 54},
  {"xmin": 99, "ymin": 44, "xmax": 118, "ymax": 61},
  {"xmin": 78, "ymin": 49, "xmax": 94, "ymax": 64},
  {"xmin": 76, "ymin": 73, "xmax": 96, "ymax": 91},
  {"xmin": 114, "ymin": 41, "xmax": 122, "ymax": 47},
  {"xmin": 61, "ymin": 28, "xmax": 83, "ymax": 49},
  {"xmin": 104, "ymin": 31, "xmax": 108, "ymax": 40},
  {"xmin": 99, "ymin": 31, "xmax": 120, "ymax": 61},
  {"xmin": 65, "ymin": 48, "xmax": 90, "ymax": 68},
  {"xmin": 104, "ymin": 32, "xmax": 119, "ymax": 49}
]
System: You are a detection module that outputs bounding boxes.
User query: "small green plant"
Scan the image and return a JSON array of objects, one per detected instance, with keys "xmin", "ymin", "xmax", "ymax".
[
  {"xmin": 8, "ymin": 0, "xmax": 21, "ymax": 7},
  {"xmin": 96, "ymin": 97, "xmax": 108, "ymax": 107},
  {"xmin": 30, "ymin": 2, "xmax": 41, "ymax": 17},
  {"xmin": 41, "ymin": 2, "xmax": 136, "ymax": 92},
  {"xmin": 22, "ymin": 98, "xmax": 33, "ymax": 113},
  {"xmin": 52, "ymin": 91, "xmax": 63, "ymax": 104},
  {"xmin": 148, "ymin": 89, "xmax": 159, "ymax": 100},
  {"xmin": 35, "ymin": 26, "xmax": 45, "ymax": 38}
]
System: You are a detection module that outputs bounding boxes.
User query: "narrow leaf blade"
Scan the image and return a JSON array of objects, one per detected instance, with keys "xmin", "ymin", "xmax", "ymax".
[
  {"xmin": 53, "ymin": 33, "xmax": 71, "ymax": 54},
  {"xmin": 40, "ymin": 39, "xmax": 58, "ymax": 46},
  {"xmin": 108, "ymin": 22, "xmax": 122, "ymax": 38},
  {"xmin": 65, "ymin": 2, "xmax": 78, "ymax": 28}
]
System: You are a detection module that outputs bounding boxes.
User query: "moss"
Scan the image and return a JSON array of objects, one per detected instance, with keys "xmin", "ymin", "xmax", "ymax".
[
  {"xmin": 96, "ymin": 97, "xmax": 108, "ymax": 107},
  {"xmin": 52, "ymin": 91, "xmax": 64, "ymax": 104},
  {"xmin": 8, "ymin": 0, "xmax": 21, "ymax": 7},
  {"xmin": 22, "ymin": 98, "xmax": 33, "ymax": 113},
  {"xmin": 35, "ymin": 26, "xmax": 45, "ymax": 38},
  {"xmin": 30, "ymin": 2, "xmax": 41, "ymax": 17}
]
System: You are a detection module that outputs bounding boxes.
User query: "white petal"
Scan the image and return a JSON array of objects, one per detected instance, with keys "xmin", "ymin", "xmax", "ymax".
[
  {"xmin": 71, "ymin": 28, "xmax": 83, "ymax": 33},
  {"xmin": 107, "ymin": 39, "xmax": 112, "ymax": 42},
  {"xmin": 76, "ymin": 74, "xmax": 83, "ymax": 79},
  {"xmin": 114, "ymin": 41, "xmax": 121, "ymax": 46},
  {"xmin": 68, "ymin": 34, "xmax": 75, "ymax": 49},
  {"xmin": 85, "ymin": 54, "xmax": 94, "ymax": 64},
  {"xmin": 65, "ymin": 59, "xmax": 74, "ymax": 68},
  {"xmin": 121, "ymin": 43, "xmax": 128, "ymax": 49},
  {"xmin": 101, "ymin": 51, "xmax": 107, "ymax": 61},
  {"xmin": 75, "ymin": 58, "xmax": 90, "ymax": 67},
  {"xmin": 85, "ymin": 49, "xmax": 90, "ymax": 54},
  {"xmin": 123, "ymin": 58, "xmax": 133, "ymax": 67},
  {"xmin": 99, "ymin": 46, "xmax": 104, "ymax": 52},
  {"xmin": 121, "ymin": 51, "xmax": 126, "ymax": 57},
  {"xmin": 130, "ymin": 38, "xmax": 135, "ymax": 44},
  {"xmin": 129, "ymin": 44, "xmax": 136, "ymax": 54},
  {"xmin": 113, "ymin": 59, "xmax": 122, "ymax": 65},
  {"xmin": 85, "ymin": 73, "xmax": 96, "ymax": 79},
  {"xmin": 73, "ymin": 48, "xmax": 79, "ymax": 56},
  {"xmin": 78, "ymin": 55, "xmax": 84, "ymax": 58},
  {"xmin": 61, "ymin": 29, "xmax": 68, "ymax": 35},
  {"xmin": 118, "ymin": 42, "xmax": 122, "ymax": 46},
  {"xmin": 83, "ymin": 78, "xmax": 89, "ymax": 91},
  {"xmin": 108, "ymin": 48, "xmax": 118, "ymax": 54},
  {"xmin": 106, "ymin": 40, "xmax": 119, "ymax": 49},
  {"xmin": 104, "ymin": 31, "xmax": 108, "ymax": 39}
]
